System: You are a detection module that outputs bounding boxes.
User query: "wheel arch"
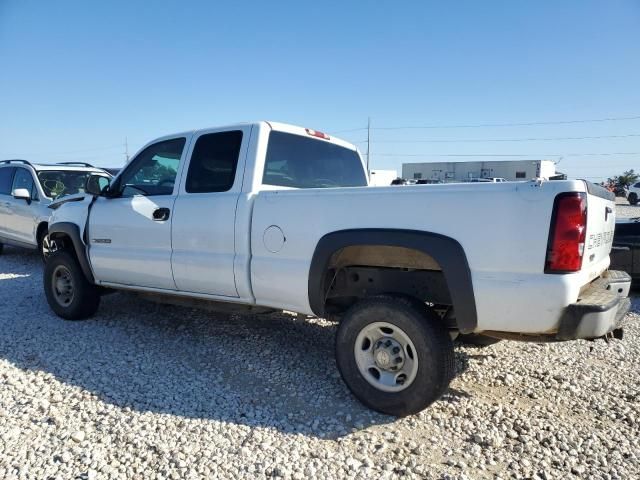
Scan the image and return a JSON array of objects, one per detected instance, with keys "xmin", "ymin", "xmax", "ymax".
[
  {"xmin": 36, "ymin": 221, "xmax": 49, "ymax": 240},
  {"xmin": 47, "ymin": 222, "xmax": 95, "ymax": 284},
  {"xmin": 308, "ymin": 229, "xmax": 477, "ymax": 333}
]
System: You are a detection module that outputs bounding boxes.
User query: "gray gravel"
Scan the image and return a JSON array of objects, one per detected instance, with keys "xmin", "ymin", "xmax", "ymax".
[
  {"xmin": 615, "ymin": 196, "xmax": 639, "ymax": 219},
  {"xmin": 1, "ymin": 231, "xmax": 639, "ymax": 479}
]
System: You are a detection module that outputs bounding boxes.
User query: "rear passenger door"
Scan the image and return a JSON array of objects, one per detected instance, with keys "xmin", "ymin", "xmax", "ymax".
[{"xmin": 171, "ymin": 127, "xmax": 250, "ymax": 297}]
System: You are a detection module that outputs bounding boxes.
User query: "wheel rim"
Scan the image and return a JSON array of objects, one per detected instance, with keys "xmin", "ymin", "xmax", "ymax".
[
  {"xmin": 354, "ymin": 321, "xmax": 419, "ymax": 392},
  {"xmin": 52, "ymin": 265, "xmax": 74, "ymax": 307},
  {"xmin": 41, "ymin": 235, "xmax": 57, "ymax": 260}
]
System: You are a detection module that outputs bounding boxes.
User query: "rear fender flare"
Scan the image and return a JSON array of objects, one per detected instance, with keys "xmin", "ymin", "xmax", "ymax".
[{"xmin": 307, "ymin": 229, "xmax": 477, "ymax": 333}]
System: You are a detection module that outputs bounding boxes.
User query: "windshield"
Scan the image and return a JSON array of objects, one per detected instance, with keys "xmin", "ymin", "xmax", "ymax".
[
  {"xmin": 263, "ymin": 131, "xmax": 367, "ymax": 188},
  {"xmin": 37, "ymin": 170, "xmax": 96, "ymax": 199}
]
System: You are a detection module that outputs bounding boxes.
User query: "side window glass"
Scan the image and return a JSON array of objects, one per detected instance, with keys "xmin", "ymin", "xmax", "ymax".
[
  {"xmin": 118, "ymin": 138, "xmax": 186, "ymax": 197},
  {"xmin": 12, "ymin": 168, "xmax": 35, "ymax": 195},
  {"xmin": 185, "ymin": 131, "xmax": 243, "ymax": 193},
  {"xmin": 0, "ymin": 167, "xmax": 16, "ymax": 195}
]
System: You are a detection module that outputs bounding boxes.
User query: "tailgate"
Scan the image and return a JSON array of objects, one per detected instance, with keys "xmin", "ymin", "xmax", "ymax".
[{"xmin": 582, "ymin": 182, "xmax": 616, "ymax": 273}]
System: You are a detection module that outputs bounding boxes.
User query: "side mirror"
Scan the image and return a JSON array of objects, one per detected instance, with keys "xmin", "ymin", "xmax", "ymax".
[
  {"xmin": 12, "ymin": 188, "xmax": 31, "ymax": 203},
  {"xmin": 85, "ymin": 175, "xmax": 111, "ymax": 196}
]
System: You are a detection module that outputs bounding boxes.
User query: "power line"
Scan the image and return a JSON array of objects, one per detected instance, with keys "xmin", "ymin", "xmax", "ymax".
[
  {"xmin": 333, "ymin": 114, "xmax": 640, "ymax": 133},
  {"xmin": 333, "ymin": 127, "xmax": 368, "ymax": 134},
  {"xmin": 374, "ymin": 115, "xmax": 640, "ymax": 130},
  {"xmin": 371, "ymin": 151, "xmax": 640, "ymax": 157},
  {"xmin": 369, "ymin": 133, "xmax": 640, "ymax": 144}
]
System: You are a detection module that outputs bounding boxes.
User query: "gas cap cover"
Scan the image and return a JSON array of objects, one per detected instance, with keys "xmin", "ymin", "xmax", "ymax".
[{"xmin": 263, "ymin": 225, "xmax": 285, "ymax": 253}]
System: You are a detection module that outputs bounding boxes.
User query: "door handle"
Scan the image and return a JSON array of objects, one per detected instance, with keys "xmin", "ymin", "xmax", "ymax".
[
  {"xmin": 152, "ymin": 208, "xmax": 170, "ymax": 221},
  {"xmin": 605, "ymin": 206, "xmax": 613, "ymax": 221}
]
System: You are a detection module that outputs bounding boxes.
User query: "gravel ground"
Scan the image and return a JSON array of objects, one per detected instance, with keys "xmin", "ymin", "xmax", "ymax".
[
  {"xmin": 1, "ymin": 230, "xmax": 639, "ymax": 479},
  {"xmin": 615, "ymin": 196, "xmax": 639, "ymax": 219}
]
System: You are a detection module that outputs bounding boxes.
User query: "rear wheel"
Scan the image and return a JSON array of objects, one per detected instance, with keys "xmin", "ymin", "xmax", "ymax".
[
  {"xmin": 44, "ymin": 250, "xmax": 100, "ymax": 320},
  {"xmin": 629, "ymin": 193, "xmax": 638, "ymax": 205},
  {"xmin": 335, "ymin": 296, "xmax": 455, "ymax": 416}
]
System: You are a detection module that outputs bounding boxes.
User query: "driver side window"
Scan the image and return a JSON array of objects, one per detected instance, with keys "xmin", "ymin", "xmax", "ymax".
[{"xmin": 118, "ymin": 137, "xmax": 186, "ymax": 197}]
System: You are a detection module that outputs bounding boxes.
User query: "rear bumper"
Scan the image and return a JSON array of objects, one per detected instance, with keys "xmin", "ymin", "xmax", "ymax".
[{"xmin": 557, "ymin": 270, "xmax": 632, "ymax": 340}]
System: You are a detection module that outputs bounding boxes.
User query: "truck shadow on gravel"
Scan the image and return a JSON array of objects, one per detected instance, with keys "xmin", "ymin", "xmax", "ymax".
[{"xmin": 0, "ymin": 247, "xmax": 471, "ymax": 439}]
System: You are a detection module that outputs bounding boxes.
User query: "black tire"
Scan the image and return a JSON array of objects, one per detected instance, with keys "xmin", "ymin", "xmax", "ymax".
[
  {"xmin": 37, "ymin": 229, "xmax": 49, "ymax": 263},
  {"xmin": 458, "ymin": 333, "xmax": 502, "ymax": 347},
  {"xmin": 44, "ymin": 250, "xmax": 100, "ymax": 320},
  {"xmin": 629, "ymin": 193, "xmax": 638, "ymax": 206},
  {"xmin": 335, "ymin": 296, "xmax": 455, "ymax": 417}
]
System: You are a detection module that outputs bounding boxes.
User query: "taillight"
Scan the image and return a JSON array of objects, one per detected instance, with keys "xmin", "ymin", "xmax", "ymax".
[
  {"xmin": 305, "ymin": 128, "xmax": 330, "ymax": 140},
  {"xmin": 545, "ymin": 192, "xmax": 587, "ymax": 273}
]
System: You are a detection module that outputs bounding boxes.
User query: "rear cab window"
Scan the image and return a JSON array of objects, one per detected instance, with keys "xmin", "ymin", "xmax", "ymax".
[{"xmin": 262, "ymin": 131, "xmax": 366, "ymax": 189}]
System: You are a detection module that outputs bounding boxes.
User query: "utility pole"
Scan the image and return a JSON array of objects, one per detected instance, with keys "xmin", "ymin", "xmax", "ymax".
[
  {"xmin": 125, "ymin": 137, "xmax": 129, "ymax": 163},
  {"xmin": 366, "ymin": 117, "xmax": 371, "ymax": 177}
]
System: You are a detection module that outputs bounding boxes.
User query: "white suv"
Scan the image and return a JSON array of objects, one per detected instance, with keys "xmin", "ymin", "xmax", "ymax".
[
  {"xmin": 627, "ymin": 182, "xmax": 640, "ymax": 205},
  {"xmin": 0, "ymin": 160, "xmax": 111, "ymax": 258}
]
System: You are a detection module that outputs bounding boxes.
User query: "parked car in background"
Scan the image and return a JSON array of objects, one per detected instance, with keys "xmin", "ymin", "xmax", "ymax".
[
  {"xmin": 390, "ymin": 177, "xmax": 407, "ymax": 185},
  {"xmin": 0, "ymin": 160, "xmax": 111, "ymax": 259},
  {"xmin": 416, "ymin": 179, "xmax": 443, "ymax": 184},
  {"xmin": 626, "ymin": 182, "xmax": 640, "ymax": 205}
]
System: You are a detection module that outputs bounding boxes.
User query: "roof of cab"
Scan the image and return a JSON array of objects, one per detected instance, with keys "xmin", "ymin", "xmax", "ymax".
[{"xmin": 185, "ymin": 121, "xmax": 358, "ymax": 151}]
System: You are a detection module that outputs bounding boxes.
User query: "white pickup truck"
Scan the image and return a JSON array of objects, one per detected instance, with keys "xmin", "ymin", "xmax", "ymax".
[{"xmin": 43, "ymin": 121, "xmax": 631, "ymax": 416}]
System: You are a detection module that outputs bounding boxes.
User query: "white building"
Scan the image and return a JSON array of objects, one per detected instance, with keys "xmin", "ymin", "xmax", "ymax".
[
  {"xmin": 401, "ymin": 160, "xmax": 557, "ymax": 183},
  {"xmin": 369, "ymin": 169, "xmax": 398, "ymax": 186}
]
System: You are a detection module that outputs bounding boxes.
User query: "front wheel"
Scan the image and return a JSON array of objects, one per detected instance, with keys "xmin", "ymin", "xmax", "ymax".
[
  {"xmin": 39, "ymin": 232, "xmax": 57, "ymax": 262},
  {"xmin": 629, "ymin": 193, "xmax": 638, "ymax": 205},
  {"xmin": 44, "ymin": 250, "xmax": 100, "ymax": 320},
  {"xmin": 335, "ymin": 296, "xmax": 455, "ymax": 416}
]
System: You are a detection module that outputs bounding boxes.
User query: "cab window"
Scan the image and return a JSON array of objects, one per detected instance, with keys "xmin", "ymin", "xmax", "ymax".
[
  {"xmin": 0, "ymin": 167, "xmax": 16, "ymax": 195},
  {"xmin": 12, "ymin": 168, "xmax": 37, "ymax": 200},
  {"xmin": 185, "ymin": 131, "xmax": 243, "ymax": 193},
  {"xmin": 117, "ymin": 138, "xmax": 186, "ymax": 197}
]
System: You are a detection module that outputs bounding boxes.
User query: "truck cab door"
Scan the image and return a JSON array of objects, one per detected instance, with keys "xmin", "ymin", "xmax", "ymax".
[
  {"xmin": 171, "ymin": 127, "xmax": 251, "ymax": 297},
  {"xmin": 88, "ymin": 136, "xmax": 189, "ymax": 290}
]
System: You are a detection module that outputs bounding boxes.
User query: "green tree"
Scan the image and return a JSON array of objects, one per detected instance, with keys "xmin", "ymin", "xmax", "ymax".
[{"xmin": 607, "ymin": 169, "xmax": 639, "ymax": 190}]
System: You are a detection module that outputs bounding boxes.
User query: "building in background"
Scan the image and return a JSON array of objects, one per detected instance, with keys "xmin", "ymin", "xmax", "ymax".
[
  {"xmin": 369, "ymin": 169, "xmax": 398, "ymax": 186},
  {"xmin": 401, "ymin": 160, "xmax": 557, "ymax": 183}
]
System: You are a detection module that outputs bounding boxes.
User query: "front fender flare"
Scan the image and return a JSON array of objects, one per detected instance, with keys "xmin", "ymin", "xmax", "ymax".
[
  {"xmin": 307, "ymin": 229, "xmax": 477, "ymax": 333},
  {"xmin": 48, "ymin": 222, "xmax": 95, "ymax": 284}
]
